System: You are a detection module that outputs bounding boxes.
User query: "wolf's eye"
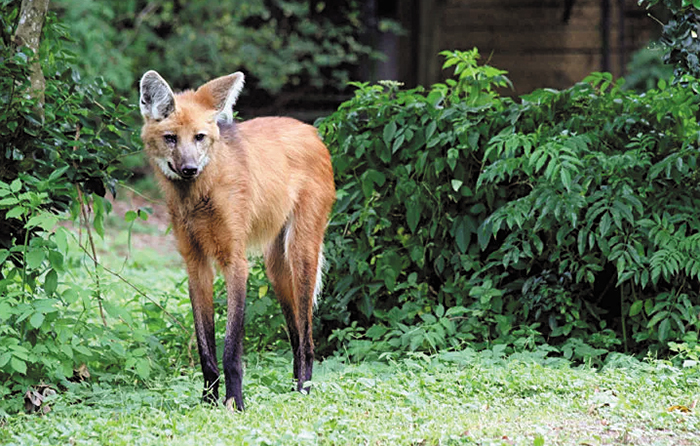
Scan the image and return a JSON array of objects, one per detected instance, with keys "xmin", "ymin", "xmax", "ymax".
[
  {"xmin": 194, "ymin": 133, "xmax": 206, "ymax": 142},
  {"xmin": 164, "ymin": 134, "xmax": 177, "ymax": 145}
]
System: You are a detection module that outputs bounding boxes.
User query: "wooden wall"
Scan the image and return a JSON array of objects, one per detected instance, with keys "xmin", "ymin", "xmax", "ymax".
[{"xmin": 400, "ymin": 0, "xmax": 658, "ymax": 95}]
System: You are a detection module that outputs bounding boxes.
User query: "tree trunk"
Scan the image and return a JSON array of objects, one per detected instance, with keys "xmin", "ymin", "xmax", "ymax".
[{"xmin": 13, "ymin": 0, "xmax": 50, "ymax": 121}]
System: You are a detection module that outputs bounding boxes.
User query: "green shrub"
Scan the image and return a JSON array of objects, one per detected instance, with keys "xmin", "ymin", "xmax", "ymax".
[
  {"xmin": 0, "ymin": 5, "xmax": 150, "ymax": 413},
  {"xmin": 640, "ymin": 0, "xmax": 700, "ymax": 80},
  {"xmin": 318, "ymin": 49, "xmax": 700, "ymax": 361},
  {"xmin": 317, "ymin": 49, "xmax": 515, "ymax": 358},
  {"xmin": 479, "ymin": 72, "xmax": 700, "ymax": 351},
  {"xmin": 0, "ymin": 10, "xmax": 136, "ymax": 251}
]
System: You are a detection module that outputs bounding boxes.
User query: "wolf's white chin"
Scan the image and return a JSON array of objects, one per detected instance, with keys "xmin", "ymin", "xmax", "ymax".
[
  {"xmin": 155, "ymin": 156, "xmax": 210, "ymax": 181},
  {"xmin": 155, "ymin": 158, "xmax": 182, "ymax": 180}
]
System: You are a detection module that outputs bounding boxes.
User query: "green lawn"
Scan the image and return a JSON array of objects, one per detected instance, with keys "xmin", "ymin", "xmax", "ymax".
[
  {"xmin": 2, "ymin": 198, "xmax": 699, "ymax": 445},
  {"xmin": 2, "ymin": 352, "xmax": 699, "ymax": 445}
]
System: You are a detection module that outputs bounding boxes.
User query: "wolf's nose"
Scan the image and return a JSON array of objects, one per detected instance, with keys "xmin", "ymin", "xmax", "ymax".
[{"xmin": 180, "ymin": 165, "xmax": 199, "ymax": 179}]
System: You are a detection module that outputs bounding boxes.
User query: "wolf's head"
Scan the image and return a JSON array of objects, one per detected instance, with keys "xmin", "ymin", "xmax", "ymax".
[{"xmin": 139, "ymin": 71, "xmax": 245, "ymax": 181}]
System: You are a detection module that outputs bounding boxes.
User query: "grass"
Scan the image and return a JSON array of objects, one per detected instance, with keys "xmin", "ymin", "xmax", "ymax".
[
  {"xmin": 1, "ymin": 352, "xmax": 699, "ymax": 445},
  {"xmin": 2, "ymin": 194, "xmax": 700, "ymax": 445}
]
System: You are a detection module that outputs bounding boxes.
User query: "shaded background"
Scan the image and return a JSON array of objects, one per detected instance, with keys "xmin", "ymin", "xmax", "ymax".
[
  {"xmin": 51, "ymin": 0, "xmax": 663, "ymax": 122},
  {"xmin": 382, "ymin": 0, "xmax": 659, "ymax": 96}
]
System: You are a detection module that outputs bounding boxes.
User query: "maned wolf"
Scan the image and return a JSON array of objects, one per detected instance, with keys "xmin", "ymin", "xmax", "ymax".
[{"xmin": 138, "ymin": 71, "xmax": 335, "ymax": 411}]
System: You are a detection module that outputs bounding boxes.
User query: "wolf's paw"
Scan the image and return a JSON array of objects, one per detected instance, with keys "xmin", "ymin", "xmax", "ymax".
[{"xmin": 225, "ymin": 397, "xmax": 244, "ymax": 412}]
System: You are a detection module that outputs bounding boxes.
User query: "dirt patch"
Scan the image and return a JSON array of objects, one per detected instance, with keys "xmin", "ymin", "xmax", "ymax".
[{"xmin": 542, "ymin": 416, "xmax": 700, "ymax": 446}]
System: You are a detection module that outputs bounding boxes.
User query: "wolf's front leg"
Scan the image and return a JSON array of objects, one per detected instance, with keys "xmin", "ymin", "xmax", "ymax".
[
  {"xmin": 186, "ymin": 254, "xmax": 219, "ymax": 404},
  {"xmin": 222, "ymin": 259, "xmax": 248, "ymax": 411}
]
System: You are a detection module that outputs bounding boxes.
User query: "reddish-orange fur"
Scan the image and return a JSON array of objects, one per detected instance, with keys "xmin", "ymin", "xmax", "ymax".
[{"xmin": 139, "ymin": 72, "xmax": 335, "ymax": 410}]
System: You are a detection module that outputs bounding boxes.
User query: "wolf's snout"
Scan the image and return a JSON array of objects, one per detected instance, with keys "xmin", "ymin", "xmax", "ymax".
[{"xmin": 180, "ymin": 164, "xmax": 199, "ymax": 179}]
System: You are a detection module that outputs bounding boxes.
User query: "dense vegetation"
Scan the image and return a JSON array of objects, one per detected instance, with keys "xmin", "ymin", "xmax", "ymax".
[
  {"xmin": 2, "ymin": 0, "xmax": 700, "ymax": 420},
  {"xmin": 51, "ymin": 0, "xmax": 389, "ymax": 111},
  {"xmin": 642, "ymin": 0, "xmax": 700, "ymax": 80},
  {"xmin": 317, "ymin": 50, "xmax": 700, "ymax": 363},
  {"xmin": 0, "ymin": 3, "xmax": 145, "ymax": 412}
]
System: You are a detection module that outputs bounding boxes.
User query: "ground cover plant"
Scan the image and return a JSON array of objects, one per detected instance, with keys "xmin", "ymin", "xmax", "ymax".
[{"xmin": 1, "ymin": 348, "xmax": 700, "ymax": 445}]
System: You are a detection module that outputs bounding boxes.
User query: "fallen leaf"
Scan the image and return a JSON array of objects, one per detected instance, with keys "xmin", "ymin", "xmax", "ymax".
[
  {"xmin": 24, "ymin": 385, "xmax": 56, "ymax": 414},
  {"xmin": 500, "ymin": 435, "xmax": 514, "ymax": 446},
  {"xmin": 73, "ymin": 364, "xmax": 90, "ymax": 381},
  {"xmin": 24, "ymin": 389, "xmax": 42, "ymax": 411},
  {"xmin": 667, "ymin": 405, "xmax": 691, "ymax": 413}
]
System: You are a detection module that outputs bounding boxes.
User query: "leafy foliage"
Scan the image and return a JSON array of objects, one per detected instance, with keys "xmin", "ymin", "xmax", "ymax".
[
  {"xmin": 640, "ymin": 0, "xmax": 700, "ymax": 79},
  {"xmin": 1, "ymin": 9, "xmax": 135, "ymax": 252},
  {"xmin": 317, "ymin": 50, "xmax": 520, "ymax": 359},
  {"xmin": 318, "ymin": 49, "xmax": 700, "ymax": 361},
  {"xmin": 478, "ymin": 72, "xmax": 700, "ymax": 350},
  {"xmin": 0, "ymin": 4, "xmax": 148, "ymax": 411},
  {"xmin": 52, "ymin": 0, "xmax": 386, "ymax": 100}
]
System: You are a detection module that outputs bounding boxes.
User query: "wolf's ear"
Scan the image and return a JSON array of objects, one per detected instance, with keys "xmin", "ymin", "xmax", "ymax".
[
  {"xmin": 197, "ymin": 72, "xmax": 245, "ymax": 124},
  {"xmin": 139, "ymin": 71, "xmax": 176, "ymax": 121}
]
